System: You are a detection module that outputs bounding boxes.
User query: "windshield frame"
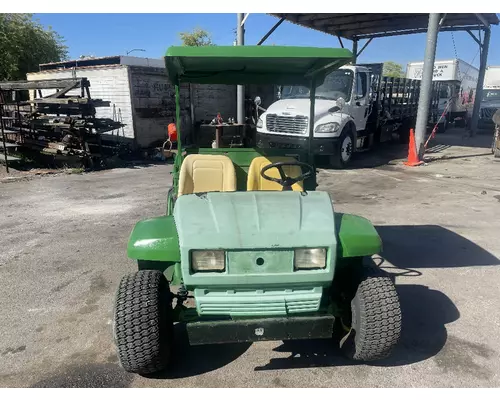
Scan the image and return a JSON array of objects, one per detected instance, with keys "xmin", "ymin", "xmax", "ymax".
[{"xmin": 280, "ymin": 69, "xmax": 355, "ymax": 102}]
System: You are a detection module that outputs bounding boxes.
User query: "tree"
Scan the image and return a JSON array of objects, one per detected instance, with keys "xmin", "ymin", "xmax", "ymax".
[
  {"xmin": 179, "ymin": 28, "xmax": 214, "ymax": 46},
  {"xmin": 0, "ymin": 14, "xmax": 68, "ymax": 81},
  {"xmin": 383, "ymin": 61, "xmax": 405, "ymax": 78}
]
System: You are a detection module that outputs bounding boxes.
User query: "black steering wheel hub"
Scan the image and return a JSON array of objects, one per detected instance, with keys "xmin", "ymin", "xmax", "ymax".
[{"xmin": 260, "ymin": 160, "xmax": 314, "ymax": 191}]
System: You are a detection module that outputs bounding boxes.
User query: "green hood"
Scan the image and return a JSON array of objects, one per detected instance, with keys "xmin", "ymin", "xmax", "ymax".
[
  {"xmin": 174, "ymin": 191, "xmax": 338, "ymax": 289},
  {"xmin": 174, "ymin": 191, "xmax": 337, "ymax": 250}
]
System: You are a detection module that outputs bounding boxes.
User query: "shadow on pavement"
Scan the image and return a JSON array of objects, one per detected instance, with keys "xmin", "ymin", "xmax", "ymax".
[
  {"xmin": 143, "ymin": 324, "xmax": 251, "ymax": 380},
  {"xmin": 254, "ymin": 284, "xmax": 459, "ymax": 371},
  {"xmin": 375, "ymin": 225, "xmax": 500, "ymax": 269}
]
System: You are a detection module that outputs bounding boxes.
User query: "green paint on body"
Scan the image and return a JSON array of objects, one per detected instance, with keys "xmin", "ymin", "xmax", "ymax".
[
  {"xmin": 174, "ymin": 190, "xmax": 337, "ymax": 290},
  {"xmin": 194, "ymin": 287, "xmax": 323, "ymax": 317},
  {"xmin": 127, "ymin": 216, "xmax": 181, "ymax": 262},
  {"xmin": 228, "ymin": 250, "xmax": 293, "ymax": 275},
  {"xmin": 165, "ymin": 45, "xmax": 353, "ymax": 85},
  {"xmin": 336, "ymin": 213, "xmax": 382, "ymax": 258}
]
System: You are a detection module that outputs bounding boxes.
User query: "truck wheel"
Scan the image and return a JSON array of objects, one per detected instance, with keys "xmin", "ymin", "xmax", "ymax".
[
  {"xmin": 113, "ymin": 270, "xmax": 173, "ymax": 375},
  {"xmin": 339, "ymin": 265, "xmax": 402, "ymax": 361},
  {"xmin": 330, "ymin": 128, "xmax": 354, "ymax": 169}
]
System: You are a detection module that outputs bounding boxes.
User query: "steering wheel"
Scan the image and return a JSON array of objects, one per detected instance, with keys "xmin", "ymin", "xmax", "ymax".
[{"xmin": 260, "ymin": 161, "xmax": 314, "ymax": 191}]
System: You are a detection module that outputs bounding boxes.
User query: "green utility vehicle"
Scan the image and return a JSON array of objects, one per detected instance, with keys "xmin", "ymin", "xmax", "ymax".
[{"xmin": 113, "ymin": 46, "xmax": 402, "ymax": 375}]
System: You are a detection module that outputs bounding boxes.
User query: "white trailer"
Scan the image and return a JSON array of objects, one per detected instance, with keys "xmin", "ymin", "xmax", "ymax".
[
  {"xmin": 406, "ymin": 59, "xmax": 479, "ymax": 130},
  {"xmin": 479, "ymin": 66, "xmax": 500, "ymax": 128}
]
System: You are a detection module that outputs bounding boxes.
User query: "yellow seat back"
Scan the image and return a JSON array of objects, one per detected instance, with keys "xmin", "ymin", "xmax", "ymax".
[
  {"xmin": 247, "ymin": 156, "xmax": 304, "ymax": 192},
  {"xmin": 178, "ymin": 154, "xmax": 237, "ymax": 196}
]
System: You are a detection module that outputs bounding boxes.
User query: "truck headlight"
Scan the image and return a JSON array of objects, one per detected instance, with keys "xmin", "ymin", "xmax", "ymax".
[
  {"xmin": 256, "ymin": 118, "xmax": 263, "ymax": 128},
  {"xmin": 191, "ymin": 250, "xmax": 225, "ymax": 272},
  {"xmin": 315, "ymin": 122, "xmax": 339, "ymax": 133},
  {"xmin": 294, "ymin": 248, "xmax": 327, "ymax": 270}
]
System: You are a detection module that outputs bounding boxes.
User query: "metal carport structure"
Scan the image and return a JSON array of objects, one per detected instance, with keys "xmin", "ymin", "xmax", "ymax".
[{"xmin": 241, "ymin": 13, "xmax": 499, "ymax": 161}]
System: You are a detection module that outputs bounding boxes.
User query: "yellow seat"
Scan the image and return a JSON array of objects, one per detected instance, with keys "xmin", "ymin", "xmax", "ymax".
[
  {"xmin": 178, "ymin": 154, "xmax": 237, "ymax": 196},
  {"xmin": 247, "ymin": 156, "xmax": 304, "ymax": 192}
]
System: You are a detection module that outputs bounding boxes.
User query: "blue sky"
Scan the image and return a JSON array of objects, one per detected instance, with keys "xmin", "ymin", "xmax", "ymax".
[{"xmin": 35, "ymin": 13, "xmax": 500, "ymax": 70}]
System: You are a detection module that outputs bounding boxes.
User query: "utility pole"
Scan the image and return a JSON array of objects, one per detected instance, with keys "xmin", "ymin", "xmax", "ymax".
[
  {"xmin": 237, "ymin": 13, "xmax": 245, "ymax": 124},
  {"xmin": 414, "ymin": 13, "xmax": 440, "ymax": 160}
]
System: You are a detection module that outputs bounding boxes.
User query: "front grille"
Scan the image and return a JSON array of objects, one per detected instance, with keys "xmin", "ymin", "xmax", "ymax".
[
  {"xmin": 269, "ymin": 141, "xmax": 304, "ymax": 150},
  {"xmin": 483, "ymin": 107, "xmax": 498, "ymax": 119},
  {"xmin": 195, "ymin": 287, "xmax": 322, "ymax": 316},
  {"xmin": 266, "ymin": 114, "xmax": 308, "ymax": 135}
]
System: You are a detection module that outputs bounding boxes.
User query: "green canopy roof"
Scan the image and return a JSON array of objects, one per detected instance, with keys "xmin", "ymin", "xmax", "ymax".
[{"xmin": 164, "ymin": 46, "xmax": 353, "ymax": 85}]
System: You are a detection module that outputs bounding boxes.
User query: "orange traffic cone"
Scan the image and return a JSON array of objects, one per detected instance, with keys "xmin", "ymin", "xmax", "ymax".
[{"xmin": 404, "ymin": 129, "xmax": 424, "ymax": 167}]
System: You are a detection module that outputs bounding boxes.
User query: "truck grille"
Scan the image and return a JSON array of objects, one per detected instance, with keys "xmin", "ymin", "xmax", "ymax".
[
  {"xmin": 266, "ymin": 114, "xmax": 308, "ymax": 135},
  {"xmin": 482, "ymin": 107, "xmax": 498, "ymax": 119}
]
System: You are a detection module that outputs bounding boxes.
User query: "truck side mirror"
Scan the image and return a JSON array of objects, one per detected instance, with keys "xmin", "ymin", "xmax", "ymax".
[
  {"xmin": 336, "ymin": 97, "xmax": 346, "ymax": 111},
  {"xmin": 254, "ymin": 96, "xmax": 262, "ymax": 106}
]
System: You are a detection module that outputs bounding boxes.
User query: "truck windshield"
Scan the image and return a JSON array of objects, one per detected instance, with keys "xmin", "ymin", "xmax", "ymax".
[
  {"xmin": 483, "ymin": 89, "xmax": 500, "ymax": 101},
  {"xmin": 281, "ymin": 69, "xmax": 354, "ymax": 101}
]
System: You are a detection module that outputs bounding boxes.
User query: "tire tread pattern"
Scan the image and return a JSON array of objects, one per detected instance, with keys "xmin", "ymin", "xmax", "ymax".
[
  {"xmin": 351, "ymin": 265, "xmax": 402, "ymax": 361},
  {"xmin": 113, "ymin": 270, "xmax": 171, "ymax": 375}
]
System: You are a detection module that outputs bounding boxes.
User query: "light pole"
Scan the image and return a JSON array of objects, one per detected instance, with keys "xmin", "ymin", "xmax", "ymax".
[{"xmin": 126, "ymin": 49, "xmax": 146, "ymax": 55}]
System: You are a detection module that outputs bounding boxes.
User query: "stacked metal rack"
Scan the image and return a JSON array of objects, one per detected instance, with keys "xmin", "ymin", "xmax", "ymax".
[{"xmin": 0, "ymin": 77, "xmax": 126, "ymax": 171}]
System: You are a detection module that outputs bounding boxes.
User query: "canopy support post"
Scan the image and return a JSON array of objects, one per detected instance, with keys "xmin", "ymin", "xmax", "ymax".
[
  {"xmin": 237, "ymin": 13, "xmax": 245, "ymax": 125},
  {"xmin": 352, "ymin": 39, "xmax": 358, "ymax": 63},
  {"xmin": 308, "ymin": 76, "xmax": 316, "ymax": 165},
  {"xmin": 414, "ymin": 13, "xmax": 440, "ymax": 160}
]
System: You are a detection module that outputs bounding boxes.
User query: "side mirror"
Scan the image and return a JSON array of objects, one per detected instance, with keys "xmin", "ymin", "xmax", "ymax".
[
  {"xmin": 254, "ymin": 96, "xmax": 262, "ymax": 106},
  {"xmin": 336, "ymin": 97, "xmax": 346, "ymax": 111}
]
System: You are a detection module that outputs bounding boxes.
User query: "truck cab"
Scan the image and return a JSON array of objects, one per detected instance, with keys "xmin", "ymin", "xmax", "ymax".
[
  {"xmin": 479, "ymin": 87, "xmax": 500, "ymax": 129},
  {"xmin": 256, "ymin": 65, "xmax": 374, "ymax": 168}
]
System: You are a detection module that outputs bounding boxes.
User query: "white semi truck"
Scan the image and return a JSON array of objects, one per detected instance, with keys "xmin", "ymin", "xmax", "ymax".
[
  {"xmin": 406, "ymin": 59, "xmax": 479, "ymax": 131},
  {"xmin": 256, "ymin": 63, "xmax": 441, "ymax": 168},
  {"xmin": 479, "ymin": 66, "xmax": 500, "ymax": 129}
]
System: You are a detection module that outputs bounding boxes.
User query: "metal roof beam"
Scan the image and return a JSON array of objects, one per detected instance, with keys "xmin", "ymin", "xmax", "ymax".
[
  {"xmin": 356, "ymin": 38, "xmax": 373, "ymax": 58},
  {"xmin": 466, "ymin": 29, "xmax": 482, "ymax": 46},
  {"xmin": 257, "ymin": 17, "xmax": 285, "ymax": 45},
  {"xmin": 353, "ymin": 25, "xmax": 487, "ymax": 40},
  {"xmin": 475, "ymin": 13, "xmax": 490, "ymax": 29},
  {"xmin": 331, "ymin": 16, "xmax": 489, "ymax": 38}
]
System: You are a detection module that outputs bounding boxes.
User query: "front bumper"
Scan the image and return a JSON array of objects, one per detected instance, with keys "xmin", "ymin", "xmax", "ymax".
[
  {"xmin": 256, "ymin": 132, "xmax": 339, "ymax": 156},
  {"xmin": 186, "ymin": 314, "xmax": 335, "ymax": 345}
]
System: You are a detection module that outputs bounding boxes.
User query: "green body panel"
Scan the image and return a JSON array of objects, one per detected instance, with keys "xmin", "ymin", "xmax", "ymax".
[
  {"xmin": 127, "ymin": 216, "xmax": 181, "ymax": 262},
  {"xmin": 165, "ymin": 46, "xmax": 353, "ymax": 85},
  {"xmin": 186, "ymin": 147, "xmax": 316, "ymax": 191},
  {"xmin": 194, "ymin": 287, "xmax": 323, "ymax": 317},
  {"xmin": 228, "ymin": 250, "xmax": 293, "ymax": 275},
  {"xmin": 173, "ymin": 190, "xmax": 337, "ymax": 291},
  {"xmin": 336, "ymin": 213, "xmax": 382, "ymax": 258}
]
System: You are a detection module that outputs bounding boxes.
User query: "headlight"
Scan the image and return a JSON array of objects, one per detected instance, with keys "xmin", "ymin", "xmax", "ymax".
[
  {"xmin": 294, "ymin": 248, "xmax": 327, "ymax": 270},
  {"xmin": 191, "ymin": 250, "xmax": 225, "ymax": 272},
  {"xmin": 256, "ymin": 118, "xmax": 263, "ymax": 128},
  {"xmin": 315, "ymin": 122, "xmax": 339, "ymax": 133}
]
